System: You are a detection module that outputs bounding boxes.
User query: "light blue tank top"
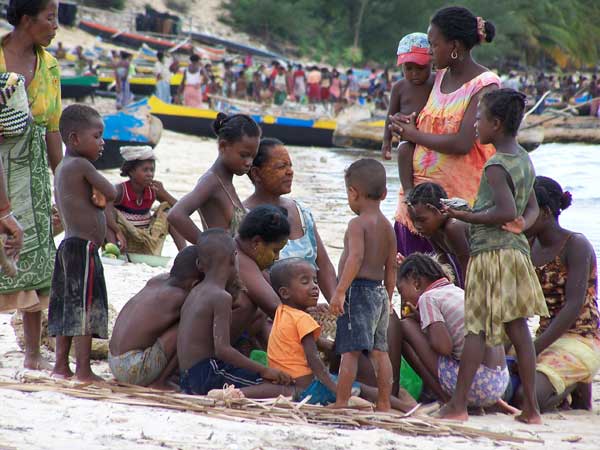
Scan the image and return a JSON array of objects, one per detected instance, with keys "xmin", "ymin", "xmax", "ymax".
[{"xmin": 279, "ymin": 201, "xmax": 318, "ymax": 266}]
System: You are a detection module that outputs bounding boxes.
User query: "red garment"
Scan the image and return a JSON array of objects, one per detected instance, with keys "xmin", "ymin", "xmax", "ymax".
[
  {"xmin": 114, "ymin": 181, "xmax": 156, "ymax": 227},
  {"xmin": 308, "ymin": 83, "xmax": 320, "ymax": 101}
]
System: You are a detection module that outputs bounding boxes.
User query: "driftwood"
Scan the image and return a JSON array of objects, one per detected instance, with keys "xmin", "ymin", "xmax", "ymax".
[{"xmin": 0, "ymin": 373, "xmax": 543, "ymax": 445}]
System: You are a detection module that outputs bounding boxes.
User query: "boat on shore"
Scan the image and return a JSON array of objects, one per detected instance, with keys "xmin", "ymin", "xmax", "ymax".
[
  {"xmin": 98, "ymin": 72, "xmax": 183, "ymax": 97},
  {"xmin": 148, "ymin": 96, "xmax": 337, "ymax": 147},
  {"xmin": 96, "ymin": 98, "xmax": 163, "ymax": 170},
  {"xmin": 61, "ymin": 75, "xmax": 99, "ymax": 99}
]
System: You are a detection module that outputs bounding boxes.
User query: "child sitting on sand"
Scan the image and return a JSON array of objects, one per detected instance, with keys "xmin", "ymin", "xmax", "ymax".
[
  {"xmin": 178, "ymin": 229, "xmax": 292, "ymax": 394},
  {"xmin": 49, "ymin": 104, "xmax": 117, "ymax": 382},
  {"xmin": 108, "ymin": 245, "xmax": 202, "ymax": 389},
  {"xmin": 397, "ymin": 253, "xmax": 514, "ymax": 411},
  {"xmin": 168, "ymin": 113, "xmax": 261, "ymax": 242},
  {"xmin": 382, "ymin": 33, "xmax": 434, "ymax": 187},
  {"xmin": 106, "ymin": 145, "xmax": 185, "ymax": 255},
  {"xmin": 439, "ymin": 89, "xmax": 548, "ymax": 423},
  {"xmin": 404, "ymin": 182, "xmax": 470, "ymax": 287},
  {"xmin": 237, "ymin": 258, "xmax": 417, "ymax": 412},
  {"xmin": 329, "ymin": 158, "xmax": 397, "ymax": 411}
]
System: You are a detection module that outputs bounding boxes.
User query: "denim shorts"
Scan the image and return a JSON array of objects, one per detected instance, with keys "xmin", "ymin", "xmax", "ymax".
[{"xmin": 335, "ymin": 279, "xmax": 389, "ymax": 354}]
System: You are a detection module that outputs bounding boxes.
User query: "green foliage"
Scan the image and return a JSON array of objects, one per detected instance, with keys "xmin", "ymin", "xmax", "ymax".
[
  {"xmin": 223, "ymin": 0, "xmax": 600, "ymax": 68},
  {"xmin": 165, "ymin": 0, "xmax": 190, "ymax": 14},
  {"xmin": 80, "ymin": 0, "xmax": 125, "ymax": 10}
]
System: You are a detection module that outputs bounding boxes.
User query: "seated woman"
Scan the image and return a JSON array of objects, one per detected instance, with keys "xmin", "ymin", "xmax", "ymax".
[
  {"xmin": 243, "ymin": 138, "xmax": 337, "ymax": 300},
  {"xmin": 106, "ymin": 146, "xmax": 186, "ymax": 255},
  {"xmin": 521, "ymin": 176, "xmax": 600, "ymax": 411}
]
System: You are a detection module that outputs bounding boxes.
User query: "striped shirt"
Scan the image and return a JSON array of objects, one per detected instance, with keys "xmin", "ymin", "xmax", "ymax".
[{"xmin": 418, "ymin": 278, "xmax": 465, "ymax": 359}]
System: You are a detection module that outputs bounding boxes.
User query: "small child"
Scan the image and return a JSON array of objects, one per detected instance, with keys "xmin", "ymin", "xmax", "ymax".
[
  {"xmin": 439, "ymin": 89, "xmax": 548, "ymax": 423},
  {"xmin": 49, "ymin": 104, "xmax": 118, "ymax": 381},
  {"xmin": 241, "ymin": 258, "xmax": 417, "ymax": 412},
  {"xmin": 330, "ymin": 158, "xmax": 397, "ymax": 411},
  {"xmin": 167, "ymin": 113, "xmax": 261, "ymax": 242},
  {"xmin": 397, "ymin": 253, "xmax": 512, "ymax": 410},
  {"xmin": 177, "ymin": 229, "xmax": 292, "ymax": 394},
  {"xmin": 106, "ymin": 145, "xmax": 185, "ymax": 255},
  {"xmin": 108, "ymin": 246, "xmax": 202, "ymax": 389},
  {"xmin": 381, "ymin": 33, "xmax": 434, "ymax": 198},
  {"xmin": 404, "ymin": 182, "xmax": 470, "ymax": 287}
]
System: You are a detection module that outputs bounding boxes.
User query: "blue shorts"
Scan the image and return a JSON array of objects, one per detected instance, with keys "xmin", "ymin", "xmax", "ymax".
[
  {"xmin": 296, "ymin": 374, "xmax": 361, "ymax": 406},
  {"xmin": 180, "ymin": 358, "xmax": 262, "ymax": 395},
  {"xmin": 335, "ymin": 279, "xmax": 389, "ymax": 354}
]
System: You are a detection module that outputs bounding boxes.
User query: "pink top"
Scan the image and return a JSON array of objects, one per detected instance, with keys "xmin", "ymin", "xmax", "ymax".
[
  {"xmin": 418, "ymin": 278, "xmax": 466, "ymax": 360},
  {"xmin": 396, "ymin": 69, "xmax": 501, "ymax": 228}
]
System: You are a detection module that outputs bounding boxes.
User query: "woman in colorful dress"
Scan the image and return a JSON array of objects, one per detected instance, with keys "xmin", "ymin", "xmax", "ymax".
[
  {"xmin": 389, "ymin": 6, "xmax": 500, "ymax": 258},
  {"xmin": 179, "ymin": 54, "xmax": 205, "ymax": 108},
  {"xmin": 522, "ymin": 176, "xmax": 600, "ymax": 411},
  {"xmin": 0, "ymin": 0, "xmax": 62, "ymax": 370}
]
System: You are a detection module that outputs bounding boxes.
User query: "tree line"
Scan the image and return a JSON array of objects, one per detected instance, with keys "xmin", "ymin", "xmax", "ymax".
[{"xmin": 222, "ymin": 0, "xmax": 600, "ymax": 69}]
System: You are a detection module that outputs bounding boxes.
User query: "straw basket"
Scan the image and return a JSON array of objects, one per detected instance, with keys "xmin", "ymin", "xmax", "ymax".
[{"xmin": 0, "ymin": 72, "xmax": 30, "ymax": 137}]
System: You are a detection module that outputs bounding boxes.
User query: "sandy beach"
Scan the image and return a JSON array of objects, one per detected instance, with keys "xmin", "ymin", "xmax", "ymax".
[{"xmin": 0, "ymin": 129, "xmax": 599, "ymax": 450}]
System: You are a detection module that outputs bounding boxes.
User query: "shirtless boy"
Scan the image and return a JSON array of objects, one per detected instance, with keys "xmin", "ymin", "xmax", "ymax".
[
  {"xmin": 329, "ymin": 158, "xmax": 397, "ymax": 411},
  {"xmin": 178, "ymin": 229, "xmax": 292, "ymax": 394},
  {"xmin": 49, "ymin": 104, "xmax": 117, "ymax": 382},
  {"xmin": 108, "ymin": 245, "xmax": 202, "ymax": 389},
  {"xmin": 381, "ymin": 33, "xmax": 434, "ymax": 197}
]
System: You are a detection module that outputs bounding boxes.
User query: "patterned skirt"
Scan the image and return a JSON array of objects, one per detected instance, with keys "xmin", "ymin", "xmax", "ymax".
[{"xmin": 465, "ymin": 248, "xmax": 548, "ymax": 346}]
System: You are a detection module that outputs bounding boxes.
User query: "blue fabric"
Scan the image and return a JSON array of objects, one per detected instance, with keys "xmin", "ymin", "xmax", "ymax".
[
  {"xmin": 296, "ymin": 374, "xmax": 361, "ymax": 405},
  {"xmin": 179, "ymin": 358, "xmax": 262, "ymax": 395},
  {"xmin": 335, "ymin": 279, "xmax": 389, "ymax": 354},
  {"xmin": 155, "ymin": 80, "xmax": 172, "ymax": 104},
  {"xmin": 279, "ymin": 202, "xmax": 318, "ymax": 266}
]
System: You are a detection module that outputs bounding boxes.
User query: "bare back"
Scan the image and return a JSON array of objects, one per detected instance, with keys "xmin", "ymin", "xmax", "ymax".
[
  {"xmin": 54, "ymin": 155, "xmax": 107, "ymax": 245},
  {"xmin": 109, "ymin": 274, "xmax": 189, "ymax": 355},
  {"xmin": 177, "ymin": 282, "xmax": 232, "ymax": 370},
  {"xmin": 339, "ymin": 210, "xmax": 396, "ymax": 281}
]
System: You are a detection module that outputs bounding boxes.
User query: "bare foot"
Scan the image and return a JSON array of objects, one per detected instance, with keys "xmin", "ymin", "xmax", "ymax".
[
  {"xmin": 433, "ymin": 402, "xmax": 469, "ymax": 421},
  {"xmin": 375, "ymin": 401, "xmax": 392, "ymax": 412},
  {"xmin": 24, "ymin": 355, "xmax": 53, "ymax": 371},
  {"xmin": 486, "ymin": 399, "xmax": 520, "ymax": 416},
  {"xmin": 327, "ymin": 402, "xmax": 350, "ymax": 410},
  {"xmin": 515, "ymin": 410, "xmax": 542, "ymax": 424},
  {"xmin": 51, "ymin": 367, "xmax": 74, "ymax": 379},
  {"xmin": 74, "ymin": 371, "xmax": 104, "ymax": 383}
]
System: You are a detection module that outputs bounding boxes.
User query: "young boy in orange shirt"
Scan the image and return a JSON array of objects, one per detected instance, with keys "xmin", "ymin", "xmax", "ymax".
[{"xmin": 240, "ymin": 258, "xmax": 417, "ymax": 413}]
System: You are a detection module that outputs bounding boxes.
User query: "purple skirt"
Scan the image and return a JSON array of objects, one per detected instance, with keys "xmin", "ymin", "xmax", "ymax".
[{"xmin": 394, "ymin": 221, "xmax": 464, "ymax": 288}]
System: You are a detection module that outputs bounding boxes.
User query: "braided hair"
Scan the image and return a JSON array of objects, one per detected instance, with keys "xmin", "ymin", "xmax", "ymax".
[
  {"xmin": 534, "ymin": 176, "xmax": 572, "ymax": 218},
  {"xmin": 212, "ymin": 112, "xmax": 261, "ymax": 143},
  {"xmin": 480, "ymin": 89, "xmax": 527, "ymax": 137},
  {"xmin": 431, "ymin": 6, "xmax": 495, "ymax": 50},
  {"xmin": 397, "ymin": 253, "xmax": 449, "ymax": 283},
  {"xmin": 406, "ymin": 182, "xmax": 447, "ymax": 209}
]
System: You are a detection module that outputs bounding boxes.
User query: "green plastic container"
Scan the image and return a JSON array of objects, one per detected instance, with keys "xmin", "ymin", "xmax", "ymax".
[
  {"xmin": 400, "ymin": 356, "xmax": 423, "ymax": 400},
  {"xmin": 250, "ymin": 350, "xmax": 268, "ymax": 367}
]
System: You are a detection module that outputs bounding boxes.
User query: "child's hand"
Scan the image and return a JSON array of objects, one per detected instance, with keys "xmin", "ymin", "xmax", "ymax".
[
  {"xmin": 91, "ymin": 187, "xmax": 107, "ymax": 209},
  {"xmin": 396, "ymin": 252, "xmax": 406, "ymax": 265},
  {"xmin": 150, "ymin": 180, "xmax": 166, "ymax": 196},
  {"xmin": 381, "ymin": 142, "xmax": 392, "ymax": 160},
  {"xmin": 261, "ymin": 367, "xmax": 294, "ymax": 385},
  {"xmin": 115, "ymin": 230, "xmax": 128, "ymax": 252},
  {"xmin": 329, "ymin": 293, "xmax": 345, "ymax": 316},
  {"xmin": 502, "ymin": 216, "xmax": 525, "ymax": 234}
]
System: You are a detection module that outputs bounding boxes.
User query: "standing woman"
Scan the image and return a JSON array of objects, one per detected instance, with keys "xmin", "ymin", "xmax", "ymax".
[
  {"xmin": 390, "ymin": 6, "xmax": 500, "ymax": 257},
  {"xmin": 0, "ymin": 0, "xmax": 62, "ymax": 369}
]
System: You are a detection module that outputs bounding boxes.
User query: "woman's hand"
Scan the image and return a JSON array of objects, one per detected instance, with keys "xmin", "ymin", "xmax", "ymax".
[
  {"xmin": 396, "ymin": 252, "xmax": 406, "ymax": 265},
  {"xmin": 502, "ymin": 216, "xmax": 526, "ymax": 234},
  {"xmin": 389, "ymin": 112, "xmax": 417, "ymax": 142},
  {"xmin": 441, "ymin": 204, "xmax": 470, "ymax": 221},
  {"xmin": 0, "ymin": 214, "xmax": 23, "ymax": 259},
  {"xmin": 151, "ymin": 180, "xmax": 168, "ymax": 198}
]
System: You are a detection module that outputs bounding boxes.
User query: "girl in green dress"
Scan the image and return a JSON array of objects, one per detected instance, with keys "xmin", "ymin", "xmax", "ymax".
[{"xmin": 438, "ymin": 89, "xmax": 548, "ymax": 424}]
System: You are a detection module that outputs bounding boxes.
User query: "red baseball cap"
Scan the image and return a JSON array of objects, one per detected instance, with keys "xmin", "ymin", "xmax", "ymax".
[{"xmin": 396, "ymin": 33, "xmax": 431, "ymax": 66}]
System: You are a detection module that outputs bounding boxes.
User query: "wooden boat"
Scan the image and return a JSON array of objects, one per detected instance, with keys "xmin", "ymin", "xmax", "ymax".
[
  {"xmin": 78, "ymin": 20, "xmax": 226, "ymax": 61},
  {"xmin": 189, "ymin": 31, "xmax": 282, "ymax": 60},
  {"xmin": 98, "ymin": 72, "xmax": 183, "ymax": 97},
  {"xmin": 96, "ymin": 98, "xmax": 163, "ymax": 170},
  {"xmin": 60, "ymin": 75, "xmax": 99, "ymax": 99},
  {"xmin": 334, "ymin": 119, "xmax": 544, "ymax": 152},
  {"xmin": 148, "ymin": 96, "xmax": 337, "ymax": 147}
]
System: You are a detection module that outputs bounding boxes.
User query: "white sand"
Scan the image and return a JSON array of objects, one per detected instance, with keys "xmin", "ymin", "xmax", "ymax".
[{"xmin": 1, "ymin": 131, "xmax": 599, "ymax": 449}]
